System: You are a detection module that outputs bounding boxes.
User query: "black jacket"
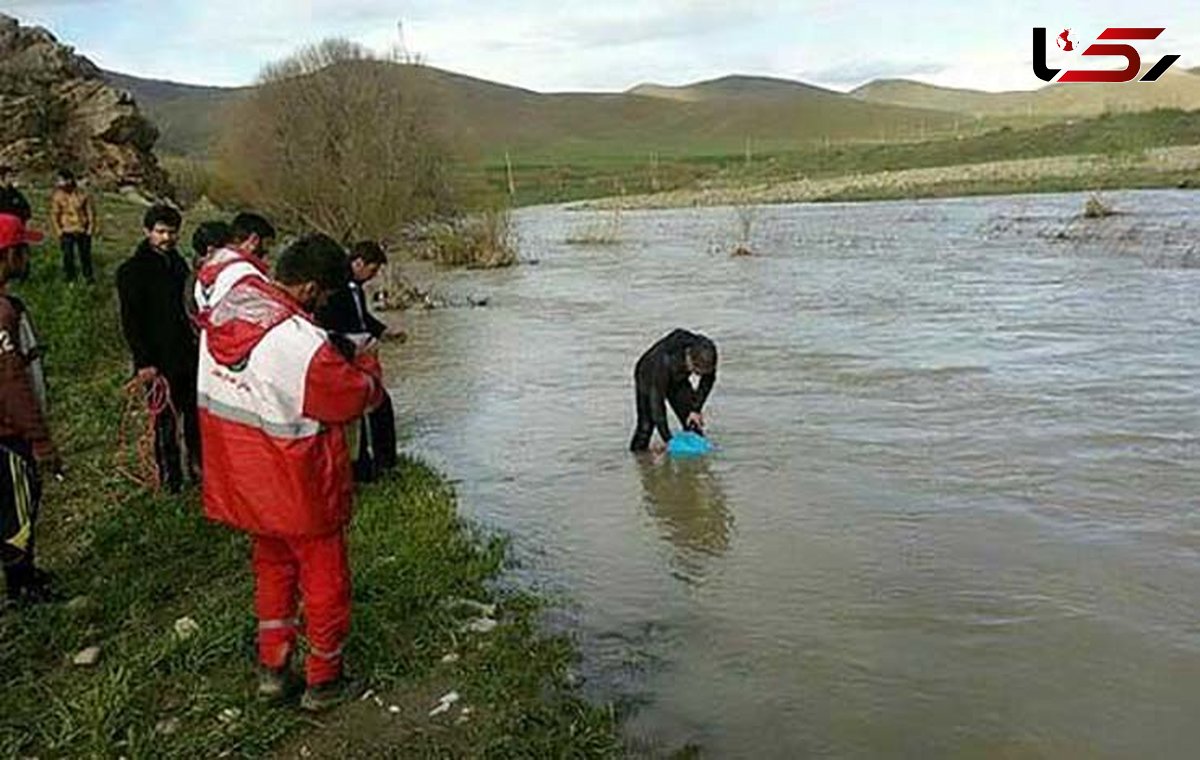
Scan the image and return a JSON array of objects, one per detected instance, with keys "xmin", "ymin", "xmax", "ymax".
[
  {"xmin": 116, "ymin": 240, "xmax": 198, "ymax": 379},
  {"xmin": 635, "ymin": 329, "xmax": 717, "ymax": 443},
  {"xmin": 0, "ymin": 185, "xmax": 31, "ymax": 222},
  {"xmin": 317, "ymin": 281, "xmax": 386, "ymax": 339}
]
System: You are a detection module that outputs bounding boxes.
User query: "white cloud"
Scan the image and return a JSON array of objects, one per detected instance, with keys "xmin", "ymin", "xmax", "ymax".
[{"xmin": 5, "ymin": 0, "xmax": 1198, "ymax": 92}]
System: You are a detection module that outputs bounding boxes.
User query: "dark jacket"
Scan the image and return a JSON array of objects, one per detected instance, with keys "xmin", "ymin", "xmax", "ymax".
[
  {"xmin": 0, "ymin": 185, "xmax": 31, "ymax": 222},
  {"xmin": 317, "ymin": 281, "xmax": 386, "ymax": 339},
  {"xmin": 116, "ymin": 240, "xmax": 198, "ymax": 379},
  {"xmin": 315, "ymin": 279, "xmax": 398, "ymax": 481},
  {"xmin": 634, "ymin": 329, "xmax": 717, "ymax": 444}
]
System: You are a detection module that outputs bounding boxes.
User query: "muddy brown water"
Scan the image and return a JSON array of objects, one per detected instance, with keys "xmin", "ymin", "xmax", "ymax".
[{"xmin": 385, "ymin": 189, "xmax": 1200, "ymax": 758}]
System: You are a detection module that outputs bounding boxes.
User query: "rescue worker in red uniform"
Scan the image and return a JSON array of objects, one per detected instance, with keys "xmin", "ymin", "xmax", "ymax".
[{"xmin": 197, "ymin": 233, "xmax": 383, "ymax": 710}]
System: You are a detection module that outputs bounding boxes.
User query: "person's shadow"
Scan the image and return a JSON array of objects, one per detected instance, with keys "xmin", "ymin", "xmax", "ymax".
[{"xmin": 637, "ymin": 455, "xmax": 734, "ymax": 581}]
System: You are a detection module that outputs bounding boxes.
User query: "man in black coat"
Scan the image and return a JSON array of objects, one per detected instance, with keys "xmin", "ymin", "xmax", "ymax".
[
  {"xmin": 630, "ymin": 329, "xmax": 718, "ymax": 453},
  {"xmin": 116, "ymin": 204, "xmax": 199, "ymax": 492},
  {"xmin": 0, "ymin": 166, "xmax": 31, "ymax": 222},
  {"xmin": 316, "ymin": 240, "xmax": 401, "ymax": 481}
]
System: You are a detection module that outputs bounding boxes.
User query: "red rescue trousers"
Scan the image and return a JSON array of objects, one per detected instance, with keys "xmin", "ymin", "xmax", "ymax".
[{"xmin": 252, "ymin": 531, "xmax": 350, "ymax": 686}]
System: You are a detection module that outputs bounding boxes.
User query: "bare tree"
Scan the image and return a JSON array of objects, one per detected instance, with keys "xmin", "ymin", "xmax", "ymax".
[{"xmin": 217, "ymin": 38, "xmax": 454, "ymax": 242}]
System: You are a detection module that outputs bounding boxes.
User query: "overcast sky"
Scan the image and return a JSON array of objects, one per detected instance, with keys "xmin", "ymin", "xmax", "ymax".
[{"xmin": 4, "ymin": 0, "xmax": 1197, "ymax": 92}]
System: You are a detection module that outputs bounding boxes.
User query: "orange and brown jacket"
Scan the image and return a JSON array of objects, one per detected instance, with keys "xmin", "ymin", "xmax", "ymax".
[{"xmin": 49, "ymin": 187, "xmax": 95, "ymax": 236}]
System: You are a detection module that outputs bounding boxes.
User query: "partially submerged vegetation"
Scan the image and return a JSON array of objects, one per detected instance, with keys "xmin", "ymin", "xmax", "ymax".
[
  {"xmin": 1083, "ymin": 192, "xmax": 1117, "ymax": 219},
  {"xmin": 566, "ymin": 205, "xmax": 624, "ymax": 246},
  {"xmin": 394, "ymin": 207, "xmax": 519, "ymax": 269},
  {"xmin": 0, "ymin": 190, "xmax": 619, "ymax": 758},
  {"xmin": 730, "ymin": 195, "xmax": 759, "ymax": 256}
]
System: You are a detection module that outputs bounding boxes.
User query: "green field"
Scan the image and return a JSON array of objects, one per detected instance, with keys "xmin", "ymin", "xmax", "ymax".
[{"xmin": 486, "ymin": 108, "xmax": 1200, "ymax": 206}]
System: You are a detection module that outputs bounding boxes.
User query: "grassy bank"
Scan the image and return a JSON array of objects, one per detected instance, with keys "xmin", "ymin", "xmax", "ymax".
[
  {"xmin": 0, "ymin": 191, "xmax": 619, "ymax": 758},
  {"xmin": 579, "ymin": 145, "xmax": 1200, "ymax": 211}
]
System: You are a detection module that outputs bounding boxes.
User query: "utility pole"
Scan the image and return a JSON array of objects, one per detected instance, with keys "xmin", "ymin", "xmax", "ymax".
[
  {"xmin": 504, "ymin": 150, "xmax": 516, "ymax": 197},
  {"xmin": 395, "ymin": 19, "xmax": 409, "ymax": 63}
]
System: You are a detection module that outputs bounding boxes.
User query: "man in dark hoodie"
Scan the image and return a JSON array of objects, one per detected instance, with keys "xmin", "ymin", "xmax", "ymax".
[
  {"xmin": 116, "ymin": 204, "xmax": 200, "ymax": 491},
  {"xmin": 630, "ymin": 329, "xmax": 718, "ymax": 453}
]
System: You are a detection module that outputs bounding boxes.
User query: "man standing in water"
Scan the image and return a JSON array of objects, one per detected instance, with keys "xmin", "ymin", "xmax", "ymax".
[{"xmin": 630, "ymin": 329, "xmax": 718, "ymax": 452}]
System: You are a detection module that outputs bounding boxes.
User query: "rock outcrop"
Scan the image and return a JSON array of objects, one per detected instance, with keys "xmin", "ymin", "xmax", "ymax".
[{"xmin": 0, "ymin": 13, "xmax": 171, "ymax": 196}]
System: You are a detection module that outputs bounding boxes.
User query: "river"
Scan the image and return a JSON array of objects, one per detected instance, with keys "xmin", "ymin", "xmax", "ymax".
[{"xmin": 386, "ymin": 189, "xmax": 1200, "ymax": 758}]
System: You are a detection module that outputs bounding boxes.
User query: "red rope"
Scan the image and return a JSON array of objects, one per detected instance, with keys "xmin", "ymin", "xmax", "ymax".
[{"xmin": 115, "ymin": 374, "xmax": 178, "ymax": 490}]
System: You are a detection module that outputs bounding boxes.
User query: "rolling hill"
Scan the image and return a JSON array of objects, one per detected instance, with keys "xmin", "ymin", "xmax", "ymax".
[
  {"xmin": 106, "ymin": 60, "xmax": 1200, "ymax": 166},
  {"xmin": 627, "ymin": 75, "xmax": 843, "ymax": 102},
  {"xmin": 851, "ymin": 69, "xmax": 1200, "ymax": 118},
  {"xmin": 102, "ymin": 65, "xmax": 963, "ymax": 161}
]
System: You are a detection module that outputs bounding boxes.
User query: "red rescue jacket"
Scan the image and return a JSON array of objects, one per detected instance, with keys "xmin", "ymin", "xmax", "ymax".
[{"xmin": 198, "ymin": 276, "xmax": 383, "ymax": 537}]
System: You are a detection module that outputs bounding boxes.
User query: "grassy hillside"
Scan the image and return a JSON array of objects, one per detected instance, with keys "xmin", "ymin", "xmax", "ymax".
[
  {"xmin": 628, "ymin": 74, "xmax": 849, "ymax": 102},
  {"xmin": 99, "ymin": 62, "xmax": 1200, "ymax": 208},
  {"xmin": 852, "ymin": 70, "xmax": 1200, "ymax": 118},
  {"xmin": 105, "ymin": 64, "xmax": 963, "ymax": 162},
  {"xmin": 850, "ymin": 79, "xmax": 1035, "ymax": 119},
  {"xmin": 496, "ymin": 108, "xmax": 1200, "ymax": 206}
]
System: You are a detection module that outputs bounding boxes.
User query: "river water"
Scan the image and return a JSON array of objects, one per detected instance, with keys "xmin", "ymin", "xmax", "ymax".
[{"xmin": 386, "ymin": 190, "xmax": 1200, "ymax": 758}]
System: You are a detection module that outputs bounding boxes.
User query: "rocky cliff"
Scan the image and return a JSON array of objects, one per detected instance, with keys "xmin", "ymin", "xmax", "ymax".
[{"xmin": 0, "ymin": 14, "xmax": 171, "ymax": 196}]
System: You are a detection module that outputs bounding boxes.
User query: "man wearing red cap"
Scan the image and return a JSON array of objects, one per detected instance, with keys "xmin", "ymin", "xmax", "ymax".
[{"xmin": 0, "ymin": 213, "xmax": 61, "ymax": 607}]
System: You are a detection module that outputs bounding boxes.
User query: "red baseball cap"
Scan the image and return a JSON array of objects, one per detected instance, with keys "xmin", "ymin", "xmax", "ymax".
[{"xmin": 0, "ymin": 213, "xmax": 45, "ymax": 248}]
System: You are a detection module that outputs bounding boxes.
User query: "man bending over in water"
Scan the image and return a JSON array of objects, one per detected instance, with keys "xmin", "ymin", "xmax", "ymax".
[{"xmin": 630, "ymin": 329, "xmax": 718, "ymax": 452}]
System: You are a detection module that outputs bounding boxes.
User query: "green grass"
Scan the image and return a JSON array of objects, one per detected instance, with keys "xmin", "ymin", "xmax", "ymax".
[
  {"xmin": 0, "ymin": 190, "xmax": 620, "ymax": 758},
  {"xmin": 488, "ymin": 109, "xmax": 1200, "ymax": 206}
]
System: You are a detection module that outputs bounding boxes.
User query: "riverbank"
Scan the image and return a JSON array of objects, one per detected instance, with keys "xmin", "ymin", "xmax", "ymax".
[
  {"xmin": 576, "ymin": 144, "xmax": 1200, "ymax": 211},
  {"xmin": 0, "ymin": 190, "xmax": 620, "ymax": 758}
]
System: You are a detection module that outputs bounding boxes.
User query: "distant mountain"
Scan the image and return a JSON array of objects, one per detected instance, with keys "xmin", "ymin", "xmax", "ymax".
[
  {"xmin": 852, "ymin": 70, "xmax": 1200, "ymax": 118},
  {"xmin": 850, "ymin": 80, "xmax": 1030, "ymax": 118},
  {"xmin": 100, "ymin": 58, "xmax": 1200, "ymax": 164},
  {"xmin": 101, "ymin": 71, "xmax": 236, "ymax": 103},
  {"xmin": 628, "ymin": 75, "xmax": 840, "ymax": 102},
  {"xmin": 100, "ymin": 66, "xmax": 959, "ymax": 160}
]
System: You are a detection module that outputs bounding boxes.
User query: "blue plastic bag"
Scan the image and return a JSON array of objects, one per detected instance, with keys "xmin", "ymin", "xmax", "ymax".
[{"xmin": 667, "ymin": 431, "xmax": 713, "ymax": 457}]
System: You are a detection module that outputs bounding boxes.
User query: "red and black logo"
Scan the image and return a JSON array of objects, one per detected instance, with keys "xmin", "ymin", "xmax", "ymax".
[{"xmin": 1033, "ymin": 27, "xmax": 1180, "ymax": 83}]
